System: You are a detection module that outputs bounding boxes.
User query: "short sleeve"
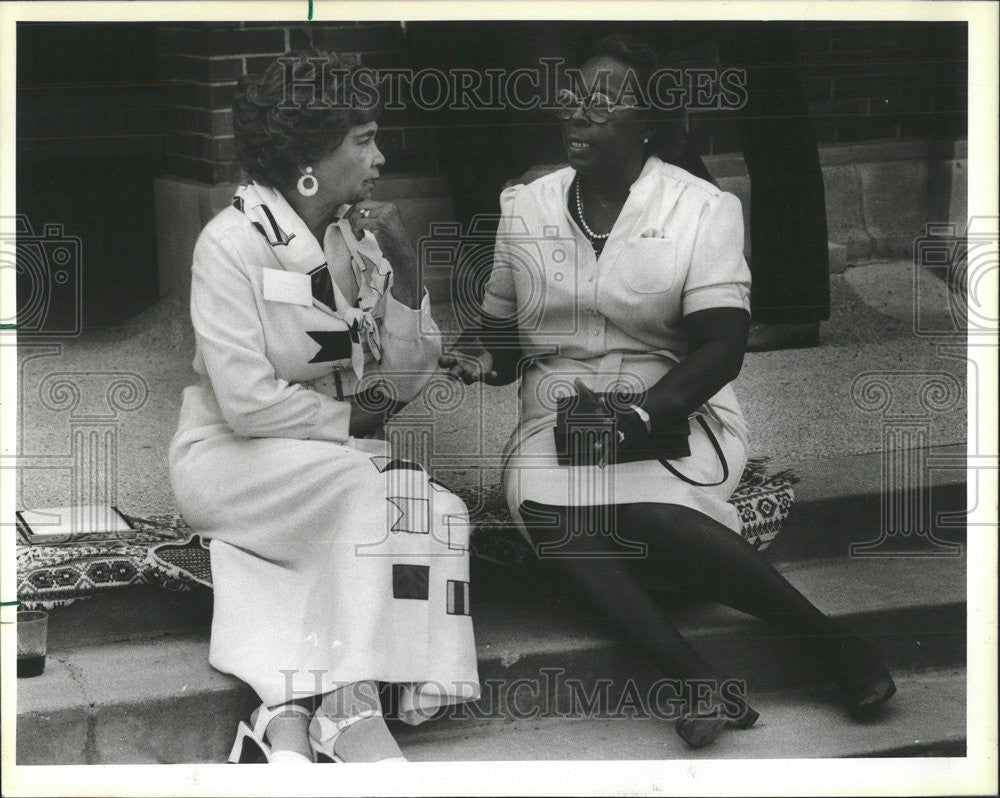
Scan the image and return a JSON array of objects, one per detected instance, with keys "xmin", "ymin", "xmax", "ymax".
[
  {"xmin": 481, "ymin": 184, "xmax": 523, "ymax": 320},
  {"xmin": 682, "ymin": 192, "xmax": 752, "ymax": 316}
]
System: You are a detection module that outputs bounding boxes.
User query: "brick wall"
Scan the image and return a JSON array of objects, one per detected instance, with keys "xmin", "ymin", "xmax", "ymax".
[
  {"xmin": 157, "ymin": 21, "xmax": 968, "ymax": 184},
  {"xmin": 689, "ymin": 21, "xmax": 967, "ymax": 156},
  {"xmin": 156, "ymin": 21, "xmax": 412, "ymax": 184}
]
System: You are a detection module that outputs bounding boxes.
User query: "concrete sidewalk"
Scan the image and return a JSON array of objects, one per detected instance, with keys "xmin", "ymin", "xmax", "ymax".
[
  {"xmin": 14, "ymin": 258, "xmax": 966, "ymax": 513},
  {"xmin": 13, "ymin": 261, "xmax": 967, "ymax": 514}
]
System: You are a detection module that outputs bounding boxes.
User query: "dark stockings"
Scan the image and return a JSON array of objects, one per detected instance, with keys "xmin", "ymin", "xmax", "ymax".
[{"xmin": 520, "ymin": 501, "xmax": 882, "ymax": 693}]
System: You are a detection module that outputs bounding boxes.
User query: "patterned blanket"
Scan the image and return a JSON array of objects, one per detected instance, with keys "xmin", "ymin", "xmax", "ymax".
[{"xmin": 17, "ymin": 459, "xmax": 796, "ymax": 610}]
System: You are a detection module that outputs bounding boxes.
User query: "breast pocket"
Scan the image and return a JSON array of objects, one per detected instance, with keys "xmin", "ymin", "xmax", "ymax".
[{"xmin": 622, "ymin": 239, "xmax": 677, "ymax": 294}]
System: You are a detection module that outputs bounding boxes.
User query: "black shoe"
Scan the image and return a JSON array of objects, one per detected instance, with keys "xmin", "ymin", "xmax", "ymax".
[
  {"xmin": 675, "ymin": 710, "xmax": 727, "ymax": 748},
  {"xmin": 819, "ymin": 625, "xmax": 897, "ymax": 717},
  {"xmin": 675, "ymin": 691, "xmax": 759, "ymax": 748},
  {"xmin": 746, "ymin": 322, "xmax": 820, "ymax": 352},
  {"xmin": 842, "ymin": 671, "xmax": 897, "ymax": 717}
]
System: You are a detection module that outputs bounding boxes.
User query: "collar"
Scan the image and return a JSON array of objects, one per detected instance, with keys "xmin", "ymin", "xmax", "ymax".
[{"xmin": 562, "ymin": 154, "xmax": 663, "ymax": 200}]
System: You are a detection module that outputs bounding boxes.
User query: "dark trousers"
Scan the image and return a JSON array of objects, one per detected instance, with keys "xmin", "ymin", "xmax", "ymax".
[{"xmin": 678, "ymin": 22, "xmax": 831, "ymax": 323}]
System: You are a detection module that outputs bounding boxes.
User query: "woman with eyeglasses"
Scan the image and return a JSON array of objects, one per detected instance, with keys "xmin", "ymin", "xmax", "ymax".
[{"xmin": 440, "ymin": 34, "xmax": 894, "ymax": 749}]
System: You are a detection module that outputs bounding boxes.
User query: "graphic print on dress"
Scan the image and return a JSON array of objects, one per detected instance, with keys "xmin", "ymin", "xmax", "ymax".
[
  {"xmin": 233, "ymin": 195, "xmax": 296, "ymax": 247},
  {"xmin": 309, "ymin": 264, "xmax": 337, "ymax": 311},
  {"xmin": 370, "ymin": 457, "xmax": 427, "ymax": 474},
  {"xmin": 359, "ymin": 457, "xmax": 470, "ymax": 553},
  {"xmin": 392, "ymin": 564, "xmax": 429, "ymax": 600},
  {"xmin": 353, "ymin": 248, "xmax": 391, "ymax": 294},
  {"xmin": 446, "ymin": 580, "xmax": 470, "ymax": 616},
  {"xmin": 305, "ymin": 330, "xmax": 354, "ymax": 363},
  {"xmin": 387, "ymin": 497, "xmax": 431, "ymax": 535}
]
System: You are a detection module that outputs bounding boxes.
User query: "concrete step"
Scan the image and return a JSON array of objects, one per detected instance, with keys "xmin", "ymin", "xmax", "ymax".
[
  {"xmin": 37, "ymin": 443, "xmax": 967, "ymax": 651},
  {"xmin": 18, "ymin": 555, "xmax": 965, "ymax": 764},
  {"xmin": 765, "ymin": 444, "xmax": 967, "ymax": 565},
  {"xmin": 397, "ymin": 667, "xmax": 967, "ymax": 760}
]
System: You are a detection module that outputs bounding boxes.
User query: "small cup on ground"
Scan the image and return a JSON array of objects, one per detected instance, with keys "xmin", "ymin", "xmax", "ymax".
[{"xmin": 17, "ymin": 610, "xmax": 49, "ymax": 678}]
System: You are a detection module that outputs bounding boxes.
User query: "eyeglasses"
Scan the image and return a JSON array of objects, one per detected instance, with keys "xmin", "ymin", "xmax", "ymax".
[{"xmin": 555, "ymin": 88, "xmax": 630, "ymax": 124}]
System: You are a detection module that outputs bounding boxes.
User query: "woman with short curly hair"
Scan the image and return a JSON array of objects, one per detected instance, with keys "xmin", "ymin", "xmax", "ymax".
[{"xmin": 169, "ymin": 49, "xmax": 479, "ymax": 764}]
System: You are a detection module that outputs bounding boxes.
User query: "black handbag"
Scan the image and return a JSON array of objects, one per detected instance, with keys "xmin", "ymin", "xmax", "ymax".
[{"xmin": 553, "ymin": 393, "xmax": 692, "ymax": 467}]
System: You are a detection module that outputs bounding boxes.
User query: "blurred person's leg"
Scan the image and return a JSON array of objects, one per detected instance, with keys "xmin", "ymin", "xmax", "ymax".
[{"xmin": 722, "ymin": 22, "xmax": 829, "ymax": 348}]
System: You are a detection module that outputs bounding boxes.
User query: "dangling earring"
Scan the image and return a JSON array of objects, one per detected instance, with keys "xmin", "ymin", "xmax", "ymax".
[
  {"xmin": 297, "ymin": 167, "xmax": 318, "ymax": 197},
  {"xmin": 642, "ymin": 136, "xmax": 650, "ymax": 144}
]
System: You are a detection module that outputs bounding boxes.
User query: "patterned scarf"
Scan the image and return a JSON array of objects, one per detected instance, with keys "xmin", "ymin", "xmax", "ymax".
[{"xmin": 232, "ymin": 181, "xmax": 392, "ymax": 379}]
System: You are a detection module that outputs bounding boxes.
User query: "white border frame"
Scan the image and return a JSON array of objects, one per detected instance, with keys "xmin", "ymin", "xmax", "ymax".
[{"xmin": 1, "ymin": 2, "xmax": 996, "ymax": 796}]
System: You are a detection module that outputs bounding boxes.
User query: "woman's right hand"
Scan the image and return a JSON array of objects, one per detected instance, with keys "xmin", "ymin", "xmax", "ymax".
[
  {"xmin": 345, "ymin": 200, "xmax": 420, "ymax": 308},
  {"xmin": 438, "ymin": 332, "xmax": 499, "ymax": 384}
]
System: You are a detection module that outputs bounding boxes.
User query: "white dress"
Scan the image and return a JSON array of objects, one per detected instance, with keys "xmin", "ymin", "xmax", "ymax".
[
  {"xmin": 480, "ymin": 156, "xmax": 753, "ymax": 538},
  {"xmin": 169, "ymin": 194, "xmax": 479, "ymax": 722}
]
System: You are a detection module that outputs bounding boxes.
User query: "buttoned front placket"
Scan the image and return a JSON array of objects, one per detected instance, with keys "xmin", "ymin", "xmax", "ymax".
[
  {"xmin": 561, "ymin": 164, "xmax": 654, "ymax": 394},
  {"xmin": 561, "ymin": 196, "xmax": 605, "ymax": 384}
]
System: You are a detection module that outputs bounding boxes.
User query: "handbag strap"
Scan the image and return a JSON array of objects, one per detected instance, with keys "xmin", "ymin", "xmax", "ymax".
[{"xmin": 659, "ymin": 415, "xmax": 729, "ymax": 487}]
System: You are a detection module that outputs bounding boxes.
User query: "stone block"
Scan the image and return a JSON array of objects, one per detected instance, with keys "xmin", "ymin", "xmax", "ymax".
[
  {"xmin": 828, "ymin": 240, "xmax": 848, "ymax": 274},
  {"xmin": 822, "ymin": 164, "xmax": 872, "ymax": 258},
  {"xmin": 702, "ymin": 153, "xmax": 747, "ymax": 179},
  {"xmin": 716, "ymin": 175, "xmax": 751, "ymax": 255},
  {"xmin": 927, "ymin": 159, "xmax": 967, "ymax": 229},
  {"xmin": 154, "ymin": 176, "xmax": 238, "ymax": 300},
  {"xmin": 857, "ymin": 159, "xmax": 931, "ymax": 244},
  {"xmin": 16, "ymin": 656, "xmax": 90, "ymax": 765},
  {"xmin": 818, "ymin": 138, "xmax": 932, "ymax": 167},
  {"xmin": 395, "ymin": 196, "xmax": 456, "ymax": 305},
  {"xmin": 17, "ymin": 656, "xmax": 87, "ymax": 715}
]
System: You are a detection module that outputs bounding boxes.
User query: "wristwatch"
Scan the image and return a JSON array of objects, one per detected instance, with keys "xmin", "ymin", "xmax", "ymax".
[{"xmin": 628, "ymin": 404, "xmax": 652, "ymax": 434}]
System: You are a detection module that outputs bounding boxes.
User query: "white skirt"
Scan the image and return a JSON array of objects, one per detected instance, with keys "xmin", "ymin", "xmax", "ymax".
[
  {"xmin": 169, "ymin": 431, "xmax": 480, "ymax": 725},
  {"xmin": 503, "ymin": 411, "xmax": 748, "ymax": 540}
]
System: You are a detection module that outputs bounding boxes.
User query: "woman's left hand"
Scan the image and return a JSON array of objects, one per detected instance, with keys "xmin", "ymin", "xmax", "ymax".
[{"xmin": 568, "ymin": 379, "xmax": 650, "ymax": 467}]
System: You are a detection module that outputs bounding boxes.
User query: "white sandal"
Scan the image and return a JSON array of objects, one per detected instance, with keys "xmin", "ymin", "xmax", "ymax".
[
  {"xmin": 228, "ymin": 703, "xmax": 314, "ymax": 764},
  {"xmin": 309, "ymin": 708, "xmax": 407, "ymax": 763}
]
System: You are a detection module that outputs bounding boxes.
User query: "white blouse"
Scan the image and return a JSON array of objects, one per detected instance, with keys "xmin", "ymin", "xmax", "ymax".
[{"xmin": 481, "ymin": 155, "xmax": 752, "ymax": 445}]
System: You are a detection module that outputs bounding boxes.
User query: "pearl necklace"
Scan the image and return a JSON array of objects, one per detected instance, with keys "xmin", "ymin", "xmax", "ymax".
[{"xmin": 574, "ymin": 178, "xmax": 611, "ymax": 241}]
